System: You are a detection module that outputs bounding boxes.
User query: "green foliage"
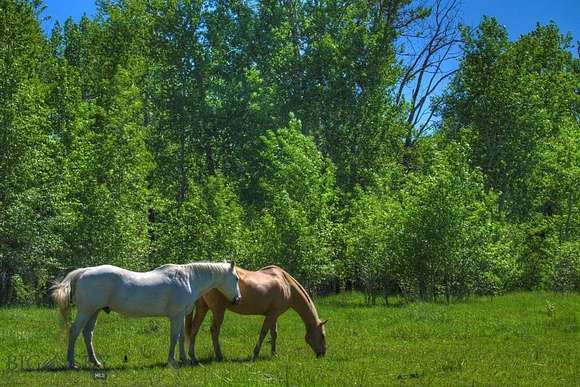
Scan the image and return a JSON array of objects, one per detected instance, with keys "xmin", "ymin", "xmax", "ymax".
[
  {"xmin": 441, "ymin": 17, "xmax": 580, "ymax": 292},
  {"xmin": 0, "ymin": 1, "xmax": 578, "ymax": 304},
  {"xmin": 343, "ymin": 166, "xmax": 405, "ymax": 303},
  {"xmin": 401, "ymin": 143, "xmax": 497, "ymax": 298},
  {"xmin": 444, "ymin": 19, "xmax": 579, "ymax": 221},
  {"xmin": 249, "ymin": 117, "xmax": 337, "ymax": 287},
  {"xmin": 151, "ymin": 173, "xmax": 249, "ymax": 266},
  {"xmin": 552, "ymin": 241, "xmax": 580, "ymax": 292},
  {"xmin": 345, "ymin": 143, "xmax": 519, "ymax": 301},
  {"xmin": 0, "ymin": 0, "xmax": 65, "ymax": 304}
]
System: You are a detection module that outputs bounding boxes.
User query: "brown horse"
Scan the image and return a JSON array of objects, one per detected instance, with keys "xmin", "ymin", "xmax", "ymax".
[{"xmin": 184, "ymin": 265, "xmax": 327, "ymax": 362}]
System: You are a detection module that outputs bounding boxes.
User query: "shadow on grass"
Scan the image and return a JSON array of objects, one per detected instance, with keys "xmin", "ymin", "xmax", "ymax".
[
  {"xmin": 18, "ymin": 356, "xmax": 260, "ymax": 373},
  {"xmin": 195, "ymin": 355, "xmax": 258, "ymax": 365},
  {"xmin": 18, "ymin": 365, "xmax": 71, "ymax": 373}
]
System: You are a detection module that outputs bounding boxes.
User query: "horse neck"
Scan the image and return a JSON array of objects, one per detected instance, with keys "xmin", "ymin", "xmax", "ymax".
[
  {"xmin": 288, "ymin": 278, "xmax": 319, "ymax": 330},
  {"xmin": 187, "ymin": 264, "xmax": 221, "ymax": 295}
]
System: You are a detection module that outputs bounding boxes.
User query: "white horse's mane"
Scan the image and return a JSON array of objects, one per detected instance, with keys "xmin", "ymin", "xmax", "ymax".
[{"xmin": 154, "ymin": 261, "xmax": 231, "ymax": 277}]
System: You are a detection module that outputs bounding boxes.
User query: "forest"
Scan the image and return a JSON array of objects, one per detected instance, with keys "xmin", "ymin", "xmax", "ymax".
[{"xmin": 1, "ymin": 0, "xmax": 578, "ymax": 305}]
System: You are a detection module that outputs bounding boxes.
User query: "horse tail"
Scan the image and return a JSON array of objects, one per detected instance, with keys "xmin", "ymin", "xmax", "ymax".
[
  {"xmin": 184, "ymin": 297, "xmax": 208, "ymax": 344},
  {"xmin": 50, "ymin": 268, "xmax": 87, "ymax": 328},
  {"xmin": 184, "ymin": 311, "xmax": 193, "ymax": 343}
]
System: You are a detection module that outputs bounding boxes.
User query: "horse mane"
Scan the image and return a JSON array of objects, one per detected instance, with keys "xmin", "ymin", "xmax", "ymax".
[
  {"xmin": 285, "ymin": 271, "xmax": 313, "ymax": 306},
  {"xmin": 260, "ymin": 265, "xmax": 315, "ymax": 313},
  {"xmin": 186, "ymin": 261, "xmax": 230, "ymax": 273},
  {"xmin": 154, "ymin": 261, "xmax": 231, "ymax": 277}
]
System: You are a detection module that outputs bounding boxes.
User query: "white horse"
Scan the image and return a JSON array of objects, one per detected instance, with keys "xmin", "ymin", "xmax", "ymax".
[{"xmin": 51, "ymin": 261, "xmax": 241, "ymax": 369}]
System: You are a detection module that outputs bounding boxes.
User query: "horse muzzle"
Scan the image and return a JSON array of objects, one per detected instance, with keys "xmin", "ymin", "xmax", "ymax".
[{"xmin": 231, "ymin": 296, "xmax": 241, "ymax": 305}]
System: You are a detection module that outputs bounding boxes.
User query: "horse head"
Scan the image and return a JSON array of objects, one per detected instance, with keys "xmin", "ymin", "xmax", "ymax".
[
  {"xmin": 216, "ymin": 261, "xmax": 241, "ymax": 305},
  {"xmin": 305, "ymin": 318, "xmax": 328, "ymax": 357}
]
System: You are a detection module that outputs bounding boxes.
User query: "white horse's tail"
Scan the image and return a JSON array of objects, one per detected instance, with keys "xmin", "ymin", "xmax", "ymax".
[{"xmin": 50, "ymin": 268, "xmax": 88, "ymax": 327}]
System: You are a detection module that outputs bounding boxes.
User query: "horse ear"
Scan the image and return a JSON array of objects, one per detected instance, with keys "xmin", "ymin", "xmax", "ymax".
[
  {"xmin": 319, "ymin": 319, "xmax": 328, "ymax": 327},
  {"xmin": 230, "ymin": 260, "xmax": 235, "ymax": 270}
]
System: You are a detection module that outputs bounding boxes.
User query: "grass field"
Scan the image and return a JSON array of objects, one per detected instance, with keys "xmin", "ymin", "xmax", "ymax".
[{"xmin": 0, "ymin": 292, "xmax": 578, "ymax": 386}]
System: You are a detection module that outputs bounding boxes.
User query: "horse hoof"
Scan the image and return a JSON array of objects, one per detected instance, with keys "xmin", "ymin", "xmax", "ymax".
[
  {"xmin": 93, "ymin": 362, "xmax": 103, "ymax": 369},
  {"xmin": 188, "ymin": 359, "xmax": 199, "ymax": 366},
  {"xmin": 68, "ymin": 363, "xmax": 79, "ymax": 370},
  {"xmin": 167, "ymin": 360, "xmax": 179, "ymax": 369}
]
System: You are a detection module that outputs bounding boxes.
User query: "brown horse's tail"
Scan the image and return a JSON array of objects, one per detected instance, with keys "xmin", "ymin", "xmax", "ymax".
[
  {"xmin": 50, "ymin": 268, "xmax": 87, "ymax": 328},
  {"xmin": 184, "ymin": 297, "xmax": 208, "ymax": 345},
  {"xmin": 184, "ymin": 311, "xmax": 193, "ymax": 343}
]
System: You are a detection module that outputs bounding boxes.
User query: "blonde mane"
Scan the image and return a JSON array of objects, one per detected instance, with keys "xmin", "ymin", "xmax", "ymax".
[{"xmin": 260, "ymin": 265, "xmax": 319, "ymax": 321}]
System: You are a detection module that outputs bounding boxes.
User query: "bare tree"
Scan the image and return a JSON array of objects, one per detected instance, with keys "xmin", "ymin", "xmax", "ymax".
[{"xmin": 395, "ymin": 0, "xmax": 462, "ymax": 147}]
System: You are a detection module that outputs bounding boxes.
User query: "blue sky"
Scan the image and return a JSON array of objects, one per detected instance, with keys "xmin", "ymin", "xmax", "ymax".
[
  {"xmin": 40, "ymin": 1, "xmax": 96, "ymax": 32},
  {"xmin": 41, "ymin": 0, "xmax": 580, "ymax": 42},
  {"xmin": 461, "ymin": 0, "xmax": 579, "ymax": 41}
]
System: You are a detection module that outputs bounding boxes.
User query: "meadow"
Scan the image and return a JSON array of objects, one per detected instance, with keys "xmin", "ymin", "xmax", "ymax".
[{"xmin": 0, "ymin": 292, "xmax": 578, "ymax": 386}]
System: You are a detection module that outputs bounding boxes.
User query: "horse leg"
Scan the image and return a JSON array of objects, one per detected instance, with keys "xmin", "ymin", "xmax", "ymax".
[
  {"xmin": 270, "ymin": 321, "xmax": 278, "ymax": 357},
  {"xmin": 253, "ymin": 315, "xmax": 276, "ymax": 361},
  {"xmin": 187, "ymin": 300, "xmax": 209, "ymax": 364},
  {"xmin": 178, "ymin": 314, "xmax": 187, "ymax": 364},
  {"xmin": 210, "ymin": 309, "xmax": 225, "ymax": 361},
  {"xmin": 167, "ymin": 316, "xmax": 183, "ymax": 368},
  {"xmin": 82, "ymin": 311, "xmax": 102, "ymax": 368},
  {"xmin": 67, "ymin": 312, "xmax": 91, "ymax": 369}
]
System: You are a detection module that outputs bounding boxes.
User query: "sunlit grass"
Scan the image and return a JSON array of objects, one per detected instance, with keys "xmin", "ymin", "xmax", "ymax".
[{"xmin": 0, "ymin": 292, "xmax": 578, "ymax": 385}]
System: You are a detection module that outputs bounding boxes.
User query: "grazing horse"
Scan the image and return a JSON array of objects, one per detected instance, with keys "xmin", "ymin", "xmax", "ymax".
[
  {"xmin": 185, "ymin": 265, "xmax": 327, "ymax": 362},
  {"xmin": 51, "ymin": 261, "xmax": 241, "ymax": 369}
]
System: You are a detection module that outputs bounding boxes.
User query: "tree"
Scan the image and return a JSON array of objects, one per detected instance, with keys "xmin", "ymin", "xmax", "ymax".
[
  {"xmin": 0, "ymin": 0, "xmax": 65, "ymax": 303},
  {"xmin": 442, "ymin": 18, "xmax": 579, "ymax": 221},
  {"xmin": 396, "ymin": 0, "xmax": 462, "ymax": 149},
  {"xmin": 441, "ymin": 18, "xmax": 580, "ymax": 289},
  {"xmin": 345, "ymin": 140, "xmax": 518, "ymax": 302},
  {"xmin": 47, "ymin": 6, "xmax": 154, "ymax": 270},
  {"xmin": 250, "ymin": 117, "xmax": 337, "ymax": 287}
]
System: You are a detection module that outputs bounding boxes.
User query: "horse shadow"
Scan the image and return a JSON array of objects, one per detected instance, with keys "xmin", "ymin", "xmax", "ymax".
[
  {"xmin": 196, "ymin": 355, "xmax": 256, "ymax": 365},
  {"xmin": 18, "ymin": 356, "xmax": 257, "ymax": 373}
]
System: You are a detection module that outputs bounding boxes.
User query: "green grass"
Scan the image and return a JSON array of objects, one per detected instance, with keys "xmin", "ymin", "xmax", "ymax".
[{"xmin": 0, "ymin": 292, "xmax": 578, "ymax": 386}]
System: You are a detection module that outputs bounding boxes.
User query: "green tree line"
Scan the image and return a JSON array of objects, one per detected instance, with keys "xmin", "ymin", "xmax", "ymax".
[{"xmin": 0, "ymin": 0, "xmax": 578, "ymax": 305}]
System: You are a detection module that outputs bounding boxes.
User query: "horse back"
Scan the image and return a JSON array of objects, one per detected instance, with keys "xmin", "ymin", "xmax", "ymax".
[
  {"xmin": 74, "ymin": 265, "xmax": 189, "ymax": 316},
  {"xmin": 202, "ymin": 266, "xmax": 291, "ymax": 315}
]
